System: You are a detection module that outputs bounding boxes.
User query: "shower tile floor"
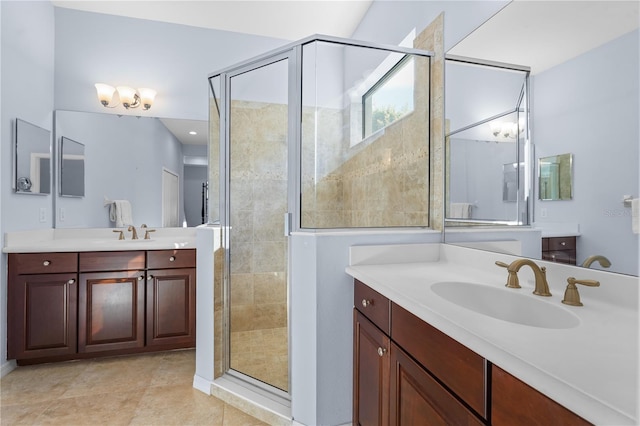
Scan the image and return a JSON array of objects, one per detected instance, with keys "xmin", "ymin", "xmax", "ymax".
[
  {"xmin": 230, "ymin": 327, "xmax": 288, "ymax": 392},
  {"xmin": 0, "ymin": 349, "xmax": 267, "ymax": 425}
]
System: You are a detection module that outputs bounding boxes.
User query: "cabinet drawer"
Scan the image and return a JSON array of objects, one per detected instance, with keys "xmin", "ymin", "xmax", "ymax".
[
  {"xmin": 391, "ymin": 303, "xmax": 486, "ymax": 419},
  {"xmin": 9, "ymin": 252, "xmax": 78, "ymax": 274},
  {"xmin": 147, "ymin": 249, "xmax": 196, "ymax": 269},
  {"xmin": 354, "ymin": 279, "xmax": 390, "ymax": 335},
  {"xmin": 79, "ymin": 251, "xmax": 145, "ymax": 272},
  {"xmin": 542, "ymin": 250, "xmax": 576, "ymax": 264},
  {"xmin": 546, "ymin": 236, "xmax": 576, "ymax": 251},
  {"xmin": 492, "ymin": 365, "xmax": 591, "ymax": 425}
]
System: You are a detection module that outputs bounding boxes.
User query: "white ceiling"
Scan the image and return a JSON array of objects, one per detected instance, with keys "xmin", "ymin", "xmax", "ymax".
[
  {"xmin": 51, "ymin": 0, "xmax": 373, "ymax": 41},
  {"xmin": 448, "ymin": 0, "xmax": 640, "ymax": 74},
  {"xmin": 160, "ymin": 118, "xmax": 209, "ymax": 145}
]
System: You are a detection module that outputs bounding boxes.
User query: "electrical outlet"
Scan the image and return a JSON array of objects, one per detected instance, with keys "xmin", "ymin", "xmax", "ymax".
[
  {"xmin": 540, "ymin": 208, "xmax": 548, "ymax": 218},
  {"xmin": 59, "ymin": 207, "xmax": 66, "ymax": 222},
  {"xmin": 39, "ymin": 207, "xmax": 47, "ymax": 223}
]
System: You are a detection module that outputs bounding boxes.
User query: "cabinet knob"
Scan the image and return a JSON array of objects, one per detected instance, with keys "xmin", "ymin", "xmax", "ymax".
[
  {"xmin": 560, "ymin": 241, "xmax": 566, "ymax": 246},
  {"xmin": 362, "ymin": 299, "xmax": 371, "ymax": 308},
  {"xmin": 67, "ymin": 279, "xmax": 75, "ymax": 285},
  {"xmin": 43, "ymin": 260, "xmax": 51, "ymax": 266},
  {"xmin": 169, "ymin": 256, "xmax": 176, "ymax": 262},
  {"xmin": 377, "ymin": 347, "xmax": 387, "ymax": 357},
  {"xmin": 147, "ymin": 275, "xmax": 153, "ymax": 281},
  {"xmin": 138, "ymin": 275, "xmax": 144, "ymax": 281}
]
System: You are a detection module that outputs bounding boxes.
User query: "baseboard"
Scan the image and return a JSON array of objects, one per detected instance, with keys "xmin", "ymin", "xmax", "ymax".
[
  {"xmin": 1, "ymin": 360, "xmax": 17, "ymax": 378},
  {"xmin": 192, "ymin": 374, "xmax": 213, "ymax": 395}
]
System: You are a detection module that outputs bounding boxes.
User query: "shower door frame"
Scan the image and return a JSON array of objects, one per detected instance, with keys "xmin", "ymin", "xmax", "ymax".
[
  {"xmin": 210, "ymin": 35, "xmax": 435, "ymax": 403},
  {"xmin": 217, "ymin": 49, "xmax": 299, "ymax": 402}
]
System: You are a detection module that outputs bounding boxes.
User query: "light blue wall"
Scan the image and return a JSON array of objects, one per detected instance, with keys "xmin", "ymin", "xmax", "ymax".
[
  {"xmin": 0, "ymin": 0, "xmax": 55, "ymax": 374},
  {"xmin": 54, "ymin": 7, "xmax": 289, "ymax": 120},
  {"xmin": 533, "ymin": 30, "xmax": 639, "ymax": 276}
]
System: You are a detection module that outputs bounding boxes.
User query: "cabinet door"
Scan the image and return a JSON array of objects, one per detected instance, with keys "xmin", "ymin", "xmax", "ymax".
[
  {"xmin": 78, "ymin": 271, "xmax": 145, "ymax": 353},
  {"xmin": 389, "ymin": 343, "xmax": 484, "ymax": 426},
  {"xmin": 146, "ymin": 268, "xmax": 196, "ymax": 347},
  {"xmin": 8, "ymin": 273, "xmax": 77, "ymax": 360},
  {"xmin": 354, "ymin": 309, "xmax": 390, "ymax": 426}
]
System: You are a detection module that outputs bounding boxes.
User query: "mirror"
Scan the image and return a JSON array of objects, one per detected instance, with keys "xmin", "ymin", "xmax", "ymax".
[
  {"xmin": 538, "ymin": 153, "xmax": 572, "ymax": 200},
  {"xmin": 54, "ymin": 110, "xmax": 208, "ymax": 228},
  {"xmin": 444, "ymin": 1, "xmax": 639, "ymax": 276},
  {"xmin": 14, "ymin": 118, "xmax": 51, "ymax": 195},
  {"xmin": 445, "ymin": 59, "xmax": 529, "ymax": 225},
  {"xmin": 60, "ymin": 137, "xmax": 85, "ymax": 197}
]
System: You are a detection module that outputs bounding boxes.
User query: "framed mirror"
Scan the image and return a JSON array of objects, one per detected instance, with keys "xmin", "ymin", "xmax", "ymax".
[
  {"xmin": 14, "ymin": 118, "xmax": 51, "ymax": 195},
  {"xmin": 538, "ymin": 153, "xmax": 572, "ymax": 200},
  {"xmin": 60, "ymin": 137, "xmax": 85, "ymax": 197}
]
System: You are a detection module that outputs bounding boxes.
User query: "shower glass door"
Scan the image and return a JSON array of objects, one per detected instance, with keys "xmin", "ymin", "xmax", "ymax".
[{"xmin": 225, "ymin": 56, "xmax": 290, "ymax": 392}]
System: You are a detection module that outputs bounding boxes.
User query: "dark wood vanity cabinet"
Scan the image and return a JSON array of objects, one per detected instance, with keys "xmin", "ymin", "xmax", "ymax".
[
  {"xmin": 353, "ymin": 279, "xmax": 591, "ymax": 426},
  {"xmin": 146, "ymin": 250, "xmax": 196, "ymax": 348},
  {"xmin": 353, "ymin": 279, "xmax": 485, "ymax": 426},
  {"xmin": 542, "ymin": 236, "xmax": 576, "ymax": 265},
  {"xmin": 78, "ymin": 251, "xmax": 146, "ymax": 353},
  {"xmin": 7, "ymin": 252, "xmax": 79, "ymax": 360},
  {"xmin": 7, "ymin": 249, "xmax": 196, "ymax": 364}
]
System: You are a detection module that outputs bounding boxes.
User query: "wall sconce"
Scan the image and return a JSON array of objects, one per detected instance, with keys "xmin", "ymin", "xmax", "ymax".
[{"xmin": 95, "ymin": 84, "xmax": 157, "ymax": 110}]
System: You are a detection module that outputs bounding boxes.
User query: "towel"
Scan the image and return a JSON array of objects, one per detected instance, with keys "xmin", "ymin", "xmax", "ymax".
[
  {"xmin": 450, "ymin": 203, "xmax": 472, "ymax": 219},
  {"xmin": 109, "ymin": 200, "xmax": 134, "ymax": 227},
  {"xmin": 633, "ymin": 198, "xmax": 639, "ymax": 234}
]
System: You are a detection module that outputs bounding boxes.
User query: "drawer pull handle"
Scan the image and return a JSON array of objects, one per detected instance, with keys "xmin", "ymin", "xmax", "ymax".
[
  {"xmin": 377, "ymin": 347, "xmax": 387, "ymax": 357},
  {"xmin": 362, "ymin": 299, "xmax": 372, "ymax": 308},
  {"xmin": 561, "ymin": 241, "xmax": 566, "ymax": 246},
  {"xmin": 138, "ymin": 275, "xmax": 144, "ymax": 281},
  {"xmin": 43, "ymin": 260, "xmax": 51, "ymax": 266},
  {"xmin": 169, "ymin": 256, "xmax": 176, "ymax": 262},
  {"xmin": 67, "ymin": 279, "xmax": 75, "ymax": 285}
]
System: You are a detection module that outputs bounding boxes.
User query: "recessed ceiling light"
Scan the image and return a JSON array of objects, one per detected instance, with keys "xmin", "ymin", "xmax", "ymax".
[{"xmin": 189, "ymin": 131, "xmax": 197, "ymax": 135}]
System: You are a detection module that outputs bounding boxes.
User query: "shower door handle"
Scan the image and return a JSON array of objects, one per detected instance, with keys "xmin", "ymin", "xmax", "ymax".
[{"xmin": 284, "ymin": 212, "xmax": 292, "ymax": 236}]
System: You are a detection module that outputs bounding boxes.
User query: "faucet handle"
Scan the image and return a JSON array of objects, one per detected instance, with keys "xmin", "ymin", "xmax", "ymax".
[
  {"xmin": 113, "ymin": 229, "xmax": 125, "ymax": 240},
  {"xmin": 141, "ymin": 224, "xmax": 147, "ymax": 228},
  {"xmin": 144, "ymin": 229, "xmax": 156, "ymax": 240},
  {"xmin": 562, "ymin": 277, "xmax": 600, "ymax": 306},
  {"xmin": 495, "ymin": 261, "xmax": 509, "ymax": 269}
]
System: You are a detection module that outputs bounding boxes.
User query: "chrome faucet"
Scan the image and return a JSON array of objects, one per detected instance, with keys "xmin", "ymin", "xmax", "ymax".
[
  {"xmin": 127, "ymin": 225, "xmax": 138, "ymax": 240},
  {"xmin": 581, "ymin": 255, "xmax": 611, "ymax": 269},
  {"xmin": 495, "ymin": 259, "xmax": 552, "ymax": 296}
]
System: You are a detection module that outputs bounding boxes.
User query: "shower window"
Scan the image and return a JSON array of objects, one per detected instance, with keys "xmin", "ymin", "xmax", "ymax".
[
  {"xmin": 362, "ymin": 55, "xmax": 415, "ymax": 138},
  {"xmin": 300, "ymin": 40, "xmax": 431, "ymax": 229}
]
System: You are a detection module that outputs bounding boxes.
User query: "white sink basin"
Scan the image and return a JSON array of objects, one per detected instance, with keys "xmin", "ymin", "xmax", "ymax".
[{"xmin": 431, "ymin": 281, "xmax": 580, "ymax": 329}]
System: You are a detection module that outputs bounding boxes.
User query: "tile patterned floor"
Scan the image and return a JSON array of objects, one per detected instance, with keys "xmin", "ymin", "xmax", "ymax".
[
  {"xmin": 0, "ymin": 350, "xmax": 268, "ymax": 426},
  {"xmin": 230, "ymin": 328, "xmax": 288, "ymax": 392}
]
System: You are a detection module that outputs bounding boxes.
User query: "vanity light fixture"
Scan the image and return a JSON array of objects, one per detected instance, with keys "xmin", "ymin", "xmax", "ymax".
[
  {"xmin": 490, "ymin": 120, "xmax": 524, "ymax": 139},
  {"xmin": 94, "ymin": 84, "xmax": 157, "ymax": 110}
]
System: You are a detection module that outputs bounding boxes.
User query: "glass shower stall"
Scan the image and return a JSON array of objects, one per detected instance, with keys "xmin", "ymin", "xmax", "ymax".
[{"xmin": 208, "ymin": 35, "xmax": 433, "ymax": 400}]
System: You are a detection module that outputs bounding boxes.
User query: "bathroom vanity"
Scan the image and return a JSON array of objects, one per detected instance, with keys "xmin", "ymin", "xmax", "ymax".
[
  {"xmin": 347, "ymin": 243, "xmax": 638, "ymax": 425},
  {"xmin": 4, "ymin": 228, "xmax": 196, "ymax": 364}
]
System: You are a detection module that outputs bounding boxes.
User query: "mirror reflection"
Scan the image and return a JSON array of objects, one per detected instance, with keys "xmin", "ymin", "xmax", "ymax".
[
  {"xmin": 15, "ymin": 119, "xmax": 51, "ymax": 195},
  {"xmin": 444, "ymin": 1, "xmax": 639, "ymax": 276},
  {"xmin": 54, "ymin": 111, "xmax": 208, "ymax": 228},
  {"xmin": 445, "ymin": 59, "xmax": 529, "ymax": 225},
  {"xmin": 538, "ymin": 153, "xmax": 572, "ymax": 201},
  {"xmin": 60, "ymin": 137, "xmax": 85, "ymax": 198}
]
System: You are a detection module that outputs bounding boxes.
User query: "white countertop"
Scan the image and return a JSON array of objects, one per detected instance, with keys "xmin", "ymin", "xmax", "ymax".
[
  {"xmin": 346, "ymin": 243, "xmax": 638, "ymax": 425},
  {"xmin": 3, "ymin": 227, "xmax": 197, "ymax": 252}
]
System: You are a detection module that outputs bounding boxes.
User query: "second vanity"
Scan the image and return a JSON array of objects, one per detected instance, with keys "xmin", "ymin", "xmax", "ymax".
[
  {"xmin": 3, "ymin": 228, "xmax": 197, "ymax": 364},
  {"xmin": 346, "ymin": 243, "xmax": 638, "ymax": 425}
]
